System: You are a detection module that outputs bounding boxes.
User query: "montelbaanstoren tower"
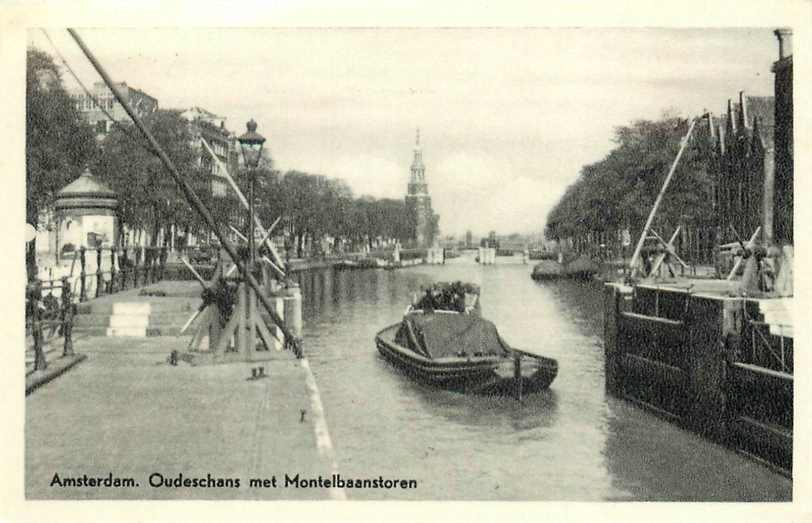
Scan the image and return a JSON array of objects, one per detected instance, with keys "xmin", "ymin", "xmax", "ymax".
[{"xmin": 405, "ymin": 129, "xmax": 436, "ymax": 247}]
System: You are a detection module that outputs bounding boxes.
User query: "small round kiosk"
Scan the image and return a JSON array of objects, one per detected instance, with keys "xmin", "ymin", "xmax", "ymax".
[{"xmin": 54, "ymin": 167, "xmax": 118, "ymax": 263}]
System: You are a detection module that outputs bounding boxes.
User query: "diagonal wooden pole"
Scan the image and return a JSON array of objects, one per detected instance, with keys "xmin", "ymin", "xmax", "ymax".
[
  {"xmin": 200, "ymin": 137, "xmax": 286, "ymax": 270},
  {"xmin": 180, "ymin": 257, "xmax": 207, "ymax": 288},
  {"xmin": 67, "ymin": 28, "xmax": 302, "ymax": 356},
  {"xmin": 629, "ymin": 117, "xmax": 702, "ymax": 278},
  {"xmin": 229, "ymin": 225, "xmax": 248, "ymax": 242},
  {"xmin": 261, "ymin": 255, "xmax": 286, "ymax": 280}
]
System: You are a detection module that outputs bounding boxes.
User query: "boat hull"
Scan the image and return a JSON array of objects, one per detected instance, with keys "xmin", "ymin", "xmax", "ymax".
[{"xmin": 375, "ymin": 323, "xmax": 557, "ymax": 396}]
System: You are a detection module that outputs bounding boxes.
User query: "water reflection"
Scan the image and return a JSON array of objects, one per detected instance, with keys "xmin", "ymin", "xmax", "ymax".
[
  {"xmin": 375, "ymin": 353, "xmax": 561, "ymax": 432},
  {"xmin": 296, "ymin": 264, "xmax": 790, "ymax": 500}
]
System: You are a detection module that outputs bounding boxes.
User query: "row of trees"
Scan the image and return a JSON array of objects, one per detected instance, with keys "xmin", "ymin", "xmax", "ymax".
[
  {"xmin": 27, "ymin": 48, "xmax": 420, "ymax": 271},
  {"xmin": 245, "ymin": 168, "xmax": 416, "ymax": 257},
  {"xmin": 545, "ymin": 114, "xmax": 716, "ymax": 246},
  {"xmin": 96, "ymin": 118, "xmax": 418, "ymax": 257}
]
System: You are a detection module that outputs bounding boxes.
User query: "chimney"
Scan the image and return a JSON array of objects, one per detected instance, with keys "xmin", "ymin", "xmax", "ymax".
[
  {"xmin": 739, "ymin": 91, "xmax": 748, "ymax": 129},
  {"xmin": 727, "ymin": 99, "xmax": 736, "ymax": 134},
  {"xmin": 774, "ymin": 28, "xmax": 792, "ymax": 60}
]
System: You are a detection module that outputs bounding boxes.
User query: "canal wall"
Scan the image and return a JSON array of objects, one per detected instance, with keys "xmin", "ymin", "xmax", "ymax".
[
  {"xmin": 604, "ymin": 283, "xmax": 793, "ymax": 473},
  {"xmin": 163, "ymin": 250, "xmax": 436, "ymax": 280}
]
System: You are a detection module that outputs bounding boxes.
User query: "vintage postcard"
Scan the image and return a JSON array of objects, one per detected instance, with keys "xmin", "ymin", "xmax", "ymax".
[{"xmin": 2, "ymin": 1, "xmax": 810, "ymax": 522}]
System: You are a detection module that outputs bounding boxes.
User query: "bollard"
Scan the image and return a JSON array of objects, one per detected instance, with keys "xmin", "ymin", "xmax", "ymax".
[
  {"xmin": 61, "ymin": 277, "xmax": 74, "ymax": 357},
  {"xmin": 283, "ymin": 284, "xmax": 303, "ymax": 339},
  {"xmin": 79, "ymin": 247, "xmax": 87, "ymax": 302}
]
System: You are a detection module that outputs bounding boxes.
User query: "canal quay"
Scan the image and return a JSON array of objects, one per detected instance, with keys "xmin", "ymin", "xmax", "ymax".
[{"xmin": 25, "ymin": 255, "xmax": 791, "ymax": 501}]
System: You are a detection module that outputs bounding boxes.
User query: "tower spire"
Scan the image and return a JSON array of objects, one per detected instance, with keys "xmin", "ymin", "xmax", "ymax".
[{"xmin": 416, "ymin": 127, "xmax": 420, "ymax": 148}]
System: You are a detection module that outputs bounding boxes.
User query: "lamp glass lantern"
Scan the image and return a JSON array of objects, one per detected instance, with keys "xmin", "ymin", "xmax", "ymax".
[{"xmin": 237, "ymin": 119, "xmax": 266, "ymax": 169}]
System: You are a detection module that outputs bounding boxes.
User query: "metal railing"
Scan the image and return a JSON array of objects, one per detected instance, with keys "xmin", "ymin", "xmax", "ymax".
[
  {"xmin": 741, "ymin": 307, "xmax": 793, "ymax": 375},
  {"xmin": 25, "ymin": 278, "xmax": 74, "ymax": 372},
  {"xmin": 72, "ymin": 245, "xmax": 168, "ymax": 301}
]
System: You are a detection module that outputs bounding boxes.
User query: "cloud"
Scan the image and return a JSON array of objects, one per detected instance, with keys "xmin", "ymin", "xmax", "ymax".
[
  {"xmin": 29, "ymin": 28, "xmax": 777, "ymax": 239},
  {"xmin": 329, "ymin": 154, "xmax": 405, "ymax": 199}
]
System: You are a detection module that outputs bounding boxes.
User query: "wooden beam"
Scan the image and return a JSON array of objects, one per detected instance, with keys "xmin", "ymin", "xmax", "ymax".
[
  {"xmin": 261, "ymin": 255, "xmax": 286, "ymax": 280},
  {"xmin": 66, "ymin": 29, "xmax": 298, "ymax": 354},
  {"xmin": 200, "ymin": 136, "xmax": 286, "ymax": 271},
  {"xmin": 726, "ymin": 227, "xmax": 761, "ymax": 280},
  {"xmin": 180, "ymin": 257, "xmax": 207, "ymax": 288},
  {"xmin": 630, "ymin": 117, "xmax": 700, "ymax": 277}
]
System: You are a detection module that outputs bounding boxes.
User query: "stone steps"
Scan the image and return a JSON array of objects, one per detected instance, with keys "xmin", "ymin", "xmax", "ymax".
[
  {"xmin": 76, "ymin": 300, "xmax": 198, "ymax": 315},
  {"xmin": 73, "ymin": 311, "xmax": 194, "ymax": 327},
  {"xmin": 73, "ymin": 300, "xmax": 200, "ymax": 338},
  {"xmin": 74, "ymin": 325, "xmax": 190, "ymax": 337}
]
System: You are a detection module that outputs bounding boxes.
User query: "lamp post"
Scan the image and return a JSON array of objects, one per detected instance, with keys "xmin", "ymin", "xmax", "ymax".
[
  {"xmin": 237, "ymin": 119, "xmax": 266, "ymax": 267},
  {"xmin": 237, "ymin": 119, "xmax": 266, "ymax": 355}
]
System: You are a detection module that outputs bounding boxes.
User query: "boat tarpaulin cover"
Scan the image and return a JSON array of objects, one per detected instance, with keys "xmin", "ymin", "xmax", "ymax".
[{"xmin": 395, "ymin": 313, "xmax": 508, "ymax": 359}]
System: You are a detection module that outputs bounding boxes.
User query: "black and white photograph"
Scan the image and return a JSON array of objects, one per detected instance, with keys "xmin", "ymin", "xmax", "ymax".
[{"xmin": 3, "ymin": 2, "xmax": 810, "ymax": 521}]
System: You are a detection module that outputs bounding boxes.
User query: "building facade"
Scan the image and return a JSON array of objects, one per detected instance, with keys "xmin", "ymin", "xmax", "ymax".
[
  {"xmin": 71, "ymin": 81, "xmax": 158, "ymax": 139},
  {"xmin": 404, "ymin": 129, "xmax": 437, "ymax": 248},
  {"xmin": 710, "ymin": 92, "xmax": 775, "ymax": 244},
  {"xmin": 179, "ymin": 107, "xmax": 239, "ymax": 198},
  {"xmin": 772, "ymin": 29, "xmax": 793, "ymax": 246},
  {"xmin": 708, "ymin": 28, "xmax": 792, "ymax": 248}
]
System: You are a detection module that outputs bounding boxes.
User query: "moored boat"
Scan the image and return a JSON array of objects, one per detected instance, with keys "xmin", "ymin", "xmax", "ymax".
[
  {"xmin": 374, "ymin": 282, "xmax": 558, "ymax": 397},
  {"xmin": 528, "ymin": 248, "xmax": 556, "ymax": 261},
  {"xmin": 531, "ymin": 253, "xmax": 599, "ymax": 281}
]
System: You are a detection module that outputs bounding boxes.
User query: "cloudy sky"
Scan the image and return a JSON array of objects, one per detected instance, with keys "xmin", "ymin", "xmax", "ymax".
[{"xmin": 28, "ymin": 28, "xmax": 778, "ymax": 237}]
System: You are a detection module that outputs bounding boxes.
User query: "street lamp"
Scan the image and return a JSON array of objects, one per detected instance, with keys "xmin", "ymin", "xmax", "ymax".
[{"xmin": 237, "ymin": 119, "xmax": 266, "ymax": 266}]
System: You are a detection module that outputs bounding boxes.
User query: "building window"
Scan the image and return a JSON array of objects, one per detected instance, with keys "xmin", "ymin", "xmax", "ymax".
[{"xmin": 96, "ymin": 120, "xmax": 108, "ymax": 134}]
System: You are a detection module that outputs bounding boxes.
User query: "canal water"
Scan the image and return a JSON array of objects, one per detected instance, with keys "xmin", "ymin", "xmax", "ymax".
[{"xmin": 296, "ymin": 254, "xmax": 792, "ymax": 501}]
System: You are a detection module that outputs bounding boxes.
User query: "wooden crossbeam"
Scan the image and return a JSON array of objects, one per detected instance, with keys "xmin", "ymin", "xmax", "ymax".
[
  {"xmin": 648, "ymin": 226, "xmax": 687, "ymax": 276},
  {"xmin": 261, "ymin": 255, "xmax": 286, "ymax": 280},
  {"xmin": 180, "ymin": 257, "xmax": 207, "ymax": 288},
  {"xmin": 229, "ymin": 225, "xmax": 248, "ymax": 242},
  {"xmin": 726, "ymin": 227, "xmax": 762, "ymax": 281},
  {"xmin": 200, "ymin": 137, "xmax": 286, "ymax": 272},
  {"xmin": 180, "ymin": 306, "xmax": 203, "ymax": 335}
]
